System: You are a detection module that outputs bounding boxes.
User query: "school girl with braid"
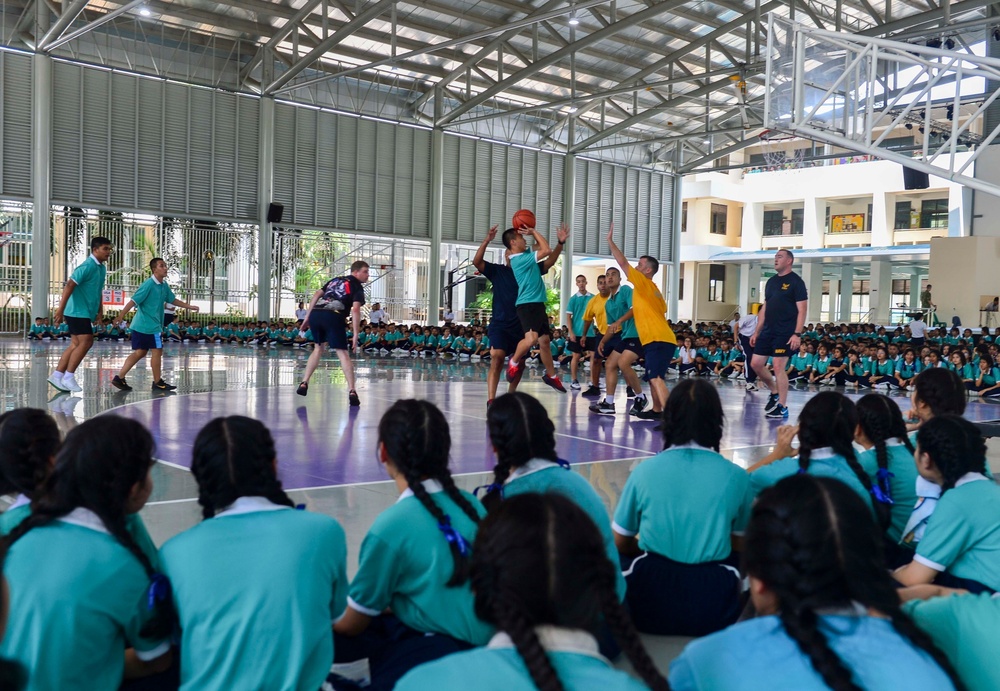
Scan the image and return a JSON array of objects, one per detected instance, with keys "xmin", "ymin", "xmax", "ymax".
[
  {"xmin": 668, "ymin": 474, "xmax": 964, "ymax": 691},
  {"xmin": 852, "ymin": 394, "xmax": 919, "ymax": 567},
  {"xmin": 396, "ymin": 493, "xmax": 668, "ymax": 691},
  {"xmin": 612, "ymin": 378, "xmax": 753, "ymax": 637},
  {"xmin": 747, "ymin": 392, "xmax": 889, "ymax": 520},
  {"xmin": 0, "ymin": 416, "xmax": 173, "ymax": 690},
  {"xmin": 333, "ymin": 399, "xmax": 491, "ymax": 691},
  {"xmin": 481, "ymin": 392, "xmax": 626, "ymax": 602},
  {"xmin": 894, "ymin": 415, "xmax": 1000, "ymax": 594},
  {"xmin": 158, "ymin": 416, "xmax": 349, "ymax": 691}
]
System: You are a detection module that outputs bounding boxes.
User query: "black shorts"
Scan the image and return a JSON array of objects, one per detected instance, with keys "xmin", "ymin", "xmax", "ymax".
[
  {"xmin": 131, "ymin": 331, "xmax": 163, "ymax": 351},
  {"xmin": 754, "ymin": 329, "xmax": 793, "ymax": 358},
  {"xmin": 614, "ymin": 337, "xmax": 644, "ymax": 358},
  {"xmin": 566, "ymin": 339, "xmax": 583, "ymax": 355},
  {"xmin": 488, "ymin": 321, "xmax": 523, "ymax": 355},
  {"xmin": 309, "ymin": 309, "xmax": 348, "ymax": 350},
  {"xmin": 64, "ymin": 316, "xmax": 93, "ymax": 336},
  {"xmin": 515, "ymin": 302, "xmax": 551, "ymax": 338},
  {"xmin": 643, "ymin": 342, "xmax": 677, "ymax": 381},
  {"xmin": 588, "ymin": 332, "xmax": 604, "ymax": 359}
]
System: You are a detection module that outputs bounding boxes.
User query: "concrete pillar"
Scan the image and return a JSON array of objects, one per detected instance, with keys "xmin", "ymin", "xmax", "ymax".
[
  {"xmin": 802, "ymin": 196, "xmax": 826, "ymax": 249},
  {"xmin": 669, "ymin": 174, "xmax": 682, "ymax": 321},
  {"xmin": 741, "ymin": 202, "xmax": 764, "ymax": 251},
  {"xmin": 838, "ymin": 264, "xmax": 854, "ymax": 322},
  {"xmin": 871, "ymin": 191, "xmax": 895, "ymax": 247},
  {"xmin": 828, "ymin": 277, "xmax": 840, "ymax": 324},
  {"xmin": 427, "ymin": 90, "xmax": 444, "ymax": 325},
  {"xmin": 948, "ymin": 185, "xmax": 967, "ymax": 238},
  {"xmin": 800, "ymin": 262, "xmax": 824, "ymax": 323},
  {"xmin": 256, "ymin": 95, "xmax": 274, "ymax": 321},
  {"xmin": 31, "ymin": 2, "xmax": 52, "ymax": 318},
  {"xmin": 560, "ymin": 128, "xmax": 576, "ymax": 327},
  {"xmin": 737, "ymin": 262, "xmax": 762, "ymax": 313},
  {"xmin": 869, "ymin": 259, "xmax": 893, "ymax": 324},
  {"xmin": 909, "ymin": 270, "xmax": 922, "ymax": 309}
]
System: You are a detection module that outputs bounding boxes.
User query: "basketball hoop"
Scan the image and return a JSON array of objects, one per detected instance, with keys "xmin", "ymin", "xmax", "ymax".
[
  {"xmin": 758, "ymin": 130, "xmax": 798, "ymax": 170},
  {"xmin": 0, "ymin": 219, "xmax": 11, "ymax": 248}
]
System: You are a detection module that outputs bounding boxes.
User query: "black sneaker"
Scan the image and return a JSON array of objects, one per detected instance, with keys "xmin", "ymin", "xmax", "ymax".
[
  {"xmin": 625, "ymin": 386, "xmax": 635, "ymax": 398},
  {"xmin": 629, "ymin": 395, "xmax": 648, "ymax": 416},
  {"xmin": 591, "ymin": 400, "xmax": 616, "ymax": 416},
  {"xmin": 349, "ymin": 390, "xmax": 360, "ymax": 407},
  {"xmin": 581, "ymin": 385, "xmax": 601, "ymax": 397},
  {"xmin": 764, "ymin": 393, "xmax": 780, "ymax": 413},
  {"xmin": 634, "ymin": 408, "xmax": 661, "ymax": 421},
  {"xmin": 152, "ymin": 379, "xmax": 177, "ymax": 391},
  {"xmin": 111, "ymin": 375, "xmax": 132, "ymax": 392},
  {"xmin": 766, "ymin": 404, "xmax": 789, "ymax": 419}
]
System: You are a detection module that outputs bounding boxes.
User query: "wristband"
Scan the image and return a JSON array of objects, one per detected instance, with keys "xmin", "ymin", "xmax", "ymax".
[{"xmin": 558, "ymin": 240, "xmax": 565, "ymax": 245}]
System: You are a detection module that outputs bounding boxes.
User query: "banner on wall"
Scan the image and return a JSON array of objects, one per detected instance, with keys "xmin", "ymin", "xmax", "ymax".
[
  {"xmin": 102, "ymin": 290, "xmax": 126, "ymax": 306},
  {"xmin": 830, "ymin": 213, "xmax": 865, "ymax": 233}
]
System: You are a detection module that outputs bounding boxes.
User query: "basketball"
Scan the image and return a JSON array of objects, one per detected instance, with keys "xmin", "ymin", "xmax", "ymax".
[{"xmin": 512, "ymin": 208, "xmax": 536, "ymax": 230}]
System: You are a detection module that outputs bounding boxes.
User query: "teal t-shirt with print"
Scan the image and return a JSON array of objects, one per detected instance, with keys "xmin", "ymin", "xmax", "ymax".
[
  {"xmin": 509, "ymin": 250, "xmax": 547, "ymax": 305},
  {"xmin": 604, "ymin": 285, "xmax": 638, "ymax": 340},
  {"xmin": 65, "ymin": 257, "xmax": 108, "ymax": 319},
  {"xmin": 129, "ymin": 278, "xmax": 176, "ymax": 335},
  {"xmin": 750, "ymin": 453, "xmax": 873, "ymax": 511}
]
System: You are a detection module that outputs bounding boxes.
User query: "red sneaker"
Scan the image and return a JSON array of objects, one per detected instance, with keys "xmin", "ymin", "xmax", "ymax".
[
  {"xmin": 506, "ymin": 359, "xmax": 523, "ymax": 383},
  {"xmin": 543, "ymin": 374, "xmax": 566, "ymax": 393}
]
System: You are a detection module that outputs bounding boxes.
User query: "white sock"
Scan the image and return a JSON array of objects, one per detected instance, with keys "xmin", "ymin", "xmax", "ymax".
[
  {"xmin": 51, "ymin": 370, "xmax": 63, "ymax": 379},
  {"xmin": 604, "ymin": 395, "xmax": 614, "ymax": 404}
]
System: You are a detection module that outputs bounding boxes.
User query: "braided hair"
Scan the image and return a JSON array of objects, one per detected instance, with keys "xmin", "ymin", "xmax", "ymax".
[
  {"xmin": 484, "ymin": 393, "xmax": 558, "ymax": 510},
  {"xmin": 0, "ymin": 409, "xmax": 60, "ymax": 499},
  {"xmin": 661, "ymin": 378, "xmax": 724, "ymax": 451},
  {"xmin": 378, "ymin": 399, "xmax": 481, "ymax": 586},
  {"xmin": 912, "ymin": 368, "xmax": 966, "ymax": 421},
  {"xmin": 3, "ymin": 416, "xmax": 172, "ymax": 638},
  {"xmin": 854, "ymin": 394, "xmax": 915, "ymax": 529},
  {"xmin": 744, "ymin": 475, "xmax": 965, "ymax": 691},
  {"xmin": 470, "ymin": 493, "xmax": 668, "ymax": 691},
  {"xmin": 915, "ymin": 415, "xmax": 988, "ymax": 497},
  {"xmin": 795, "ymin": 393, "xmax": 880, "ymax": 519},
  {"xmin": 191, "ymin": 416, "xmax": 295, "ymax": 519}
]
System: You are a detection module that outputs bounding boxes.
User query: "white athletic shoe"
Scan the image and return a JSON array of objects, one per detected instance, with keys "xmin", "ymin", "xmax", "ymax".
[
  {"xmin": 745, "ymin": 382, "xmax": 758, "ymax": 392},
  {"xmin": 47, "ymin": 373, "xmax": 69, "ymax": 392},
  {"xmin": 62, "ymin": 374, "xmax": 83, "ymax": 393},
  {"xmin": 570, "ymin": 380, "xmax": 582, "ymax": 390}
]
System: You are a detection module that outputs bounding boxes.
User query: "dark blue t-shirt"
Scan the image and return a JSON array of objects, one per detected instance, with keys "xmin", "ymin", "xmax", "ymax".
[
  {"xmin": 762, "ymin": 271, "xmax": 807, "ymax": 336},
  {"xmin": 479, "ymin": 261, "xmax": 520, "ymax": 329}
]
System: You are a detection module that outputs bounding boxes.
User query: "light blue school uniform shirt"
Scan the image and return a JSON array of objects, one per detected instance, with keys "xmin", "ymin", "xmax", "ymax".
[
  {"xmin": 397, "ymin": 627, "xmax": 648, "ymax": 691},
  {"xmin": 905, "ymin": 592, "xmax": 1000, "ymax": 691},
  {"xmin": 857, "ymin": 440, "xmax": 918, "ymax": 544},
  {"xmin": 509, "ymin": 250, "xmax": 547, "ymax": 305},
  {"xmin": 567, "ymin": 291, "xmax": 596, "ymax": 337},
  {"xmin": 669, "ymin": 610, "xmax": 956, "ymax": 691},
  {"xmin": 65, "ymin": 254, "xmax": 107, "ymax": 319},
  {"xmin": 348, "ymin": 479, "xmax": 493, "ymax": 646},
  {"xmin": 503, "ymin": 459, "xmax": 626, "ymax": 599},
  {"xmin": 160, "ymin": 497, "xmax": 348, "ymax": 691},
  {"xmin": 614, "ymin": 444, "xmax": 753, "ymax": 564},
  {"xmin": 749, "ymin": 448, "xmax": 873, "ymax": 510},
  {"xmin": 1, "ymin": 508, "xmax": 169, "ymax": 691},
  {"xmin": 914, "ymin": 473, "xmax": 1000, "ymax": 591},
  {"xmin": 130, "ymin": 276, "xmax": 176, "ymax": 335},
  {"xmin": 812, "ymin": 356, "xmax": 831, "ymax": 374},
  {"xmin": 604, "ymin": 285, "xmax": 638, "ymax": 340},
  {"xmin": 0, "ymin": 494, "xmax": 31, "ymax": 535}
]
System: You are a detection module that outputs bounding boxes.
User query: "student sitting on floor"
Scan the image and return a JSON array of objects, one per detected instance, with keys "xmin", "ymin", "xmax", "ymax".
[
  {"xmin": 748, "ymin": 392, "xmax": 887, "ymax": 519},
  {"xmin": 26, "ymin": 317, "xmax": 51, "ymax": 341},
  {"xmin": 396, "ymin": 494, "xmax": 668, "ymax": 691},
  {"xmin": 613, "ymin": 378, "xmax": 752, "ymax": 637},
  {"xmin": 0, "ymin": 409, "xmax": 62, "ymax": 535},
  {"xmin": 675, "ymin": 336, "xmax": 698, "ymax": 375},
  {"xmin": 159, "ymin": 416, "xmax": 348, "ymax": 691},
  {"xmin": 854, "ymin": 394, "xmax": 920, "ymax": 569},
  {"xmin": 868, "ymin": 345, "xmax": 899, "ymax": 389},
  {"xmin": 333, "ymin": 400, "xmax": 491, "ymax": 691},
  {"xmin": 480, "ymin": 393, "xmax": 626, "ymax": 605},
  {"xmin": 668, "ymin": 474, "xmax": 963, "ymax": 691},
  {"xmin": 715, "ymin": 339, "xmax": 739, "ymax": 378},
  {"xmin": 807, "ymin": 342, "xmax": 835, "ymax": 385},
  {"xmin": 0, "ymin": 417, "xmax": 173, "ymax": 691},
  {"xmin": 894, "ymin": 415, "xmax": 1000, "ymax": 595}
]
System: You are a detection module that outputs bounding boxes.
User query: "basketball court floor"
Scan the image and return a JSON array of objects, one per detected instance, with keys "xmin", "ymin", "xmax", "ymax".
[{"xmin": 5, "ymin": 338, "xmax": 1000, "ymax": 569}]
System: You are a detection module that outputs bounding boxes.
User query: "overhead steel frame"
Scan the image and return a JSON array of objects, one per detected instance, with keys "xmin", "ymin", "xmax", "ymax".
[{"xmin": 763, "ymin": 14, "xmax": 1000, "ymax": 199}]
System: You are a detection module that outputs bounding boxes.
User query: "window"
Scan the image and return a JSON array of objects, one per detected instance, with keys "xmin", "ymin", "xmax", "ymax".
[
  {"xmin": 895, "ymin": 201, "xmax": 912, "ymax": 229},
  {"xmin": 681, "ymin": 202, "xmax": 687, "ymax": 233},
  {"xmin": 713, "ymin": 154, "xmax": 731, "ymax": 169},
  {"xmin": 749, "ymin": 153, "xmax": 766, "ymax": 166},
  {"xmin": 881, "ymin": 136, "xmax": 914, "ymax": 151},
  {"xmin": 679, "ymin": 278, "xmax": 684, "ymax": 300},
  {"xmin": 763, "ymin": 210, "xmax": 784, "ymax": 236},
  {"xmin": 825, "ymin": 206, "xmax": 831, "ymax": 233},
  {"xmin": 708, "ymin": 264, "xmax": 726, "ymax": 302},
  {"xmin": 791, "ymin": 209, "xmax": 804, "ymax": 235},
  {"xmin": 852, "ymin": 280, "xmax": 870, "ymax": 296},
  {"xmin": 710, "ymin": 204, "xmax": 728, "ymax": 235},
  {"xmin": 920, "ymin": 198, "xmax": 949, "ymax": 229}
]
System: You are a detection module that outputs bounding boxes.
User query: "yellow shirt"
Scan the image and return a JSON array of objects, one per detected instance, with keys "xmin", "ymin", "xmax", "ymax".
[
  {"xmin": 582, "ymin": 294, "xmax": 609, "ymax": 334},
  {"xmin": 626, "ymin": 266, "xmax": 677, "ymax": 346}
]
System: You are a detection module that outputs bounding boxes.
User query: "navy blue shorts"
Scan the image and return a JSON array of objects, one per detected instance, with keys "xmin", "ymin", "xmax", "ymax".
[
  {"xmin": 131, "ymin": 331, "xmax": 163, "ymax": 351},
  {"xmin": 64, "ymin": 316, "xmax": 93, "ymax": 336},
  {"xmin": 754, "ymin": 329, "xmax": 793, "ymax": 358},
  {"xmin": 309, "ymin": 310, "xmax": 348, "ymax": 350},
  {"xmin": 613, "ymin": 336, "xmax": 643, "ymax": 358},
  {"xmin": 643, "ymin": 341, "xmax": 677, "ymax": 381},
  {"xmin": 488, "ymin": 322, "xmax": 523, "ymax": 355}
]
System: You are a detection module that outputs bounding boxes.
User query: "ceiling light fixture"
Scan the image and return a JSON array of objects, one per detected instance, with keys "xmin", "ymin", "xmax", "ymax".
[
  {"xmin": 139, "ymin": 6, "xmax": 151, "ymax": 16},
  {"xmin": 568, "ymin": 10, "xmax": 579, "ymax": 25}
]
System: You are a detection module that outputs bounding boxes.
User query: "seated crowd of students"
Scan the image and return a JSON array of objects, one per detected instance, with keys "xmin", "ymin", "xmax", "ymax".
[{"xmin": 0, "ymin": 365, "xmax": 997, "ymax": 690}]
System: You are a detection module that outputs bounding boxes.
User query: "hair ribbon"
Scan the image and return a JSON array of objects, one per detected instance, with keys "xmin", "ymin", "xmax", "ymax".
[
  {"xmin": 556, "ymin": 458, "xmax": 571, "ymax": 469},
  {"xmin": 147, "ymin": 573, "xmax": 171, "ymax": 611},
  {"xmin": 437, "ymin": 517, "xmax": 470, "ymax": 557},
  {"xmin": 473, "ymin": 482, "xmax": 504, "ymax": 498}
]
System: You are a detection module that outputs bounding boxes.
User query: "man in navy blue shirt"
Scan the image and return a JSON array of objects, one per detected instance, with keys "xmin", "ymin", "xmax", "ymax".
[
  {"xmin": 473, "ymin": 223, "xmax": 567, "ymax": 407},
  {"xmin": 750, "ymin": 249, "xmax": 808, "ymax": 419}
]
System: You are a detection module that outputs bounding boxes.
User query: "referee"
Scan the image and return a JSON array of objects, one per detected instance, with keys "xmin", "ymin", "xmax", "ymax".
[{"xmin": 750, "ymin": 249, "xmax": 808, "ymax": 419}]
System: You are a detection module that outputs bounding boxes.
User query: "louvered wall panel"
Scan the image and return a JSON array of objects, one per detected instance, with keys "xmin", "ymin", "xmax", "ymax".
[
  {"xmin": 315, "ymin": 113, "xmax": 338, "ymax": 228},
  {"xmin": 108, "ymin": 74, "xmax": 137, "ymax": 208},
  {"xmin": 51, "ymin": 62, "xmax": 81, "ymax": 203},
  {"xmin": 136, "ymin": 78, "xmax": 164, "ymax": 210},
  {"xmin": 80, "ymin": 68, "xmax": 110, "ymax": 205},
  {"xmin": 0, "ymin": 52, "xmax": 32, "ymax": 199}
]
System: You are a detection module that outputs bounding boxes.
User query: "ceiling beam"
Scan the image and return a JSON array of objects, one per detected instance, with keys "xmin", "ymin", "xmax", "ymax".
[
  {"xmin": 37, "ymin": 0, "xmax": 90, "ymax": 50},
  {"xmin": 45, "ymin": 0, "xmax": 145, "ymax": 51},
  {"xmin": 240, "ymin": 0, "xmax": 325, "ymax": 80}
]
